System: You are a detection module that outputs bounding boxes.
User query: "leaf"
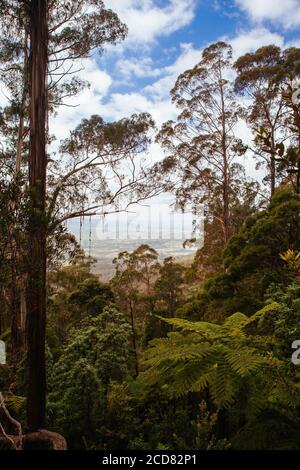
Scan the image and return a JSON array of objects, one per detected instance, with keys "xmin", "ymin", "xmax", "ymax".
[
  {"xmin": 223, "ymin": 312, "xmax": 248, "ymax": 329},
  {"xmin": 157, "ymin": 316, "xmax": 221, "ymax": 337},
  {"xmin": 4, "ymin": 395, "xmax": 26, "ymax": 413}
]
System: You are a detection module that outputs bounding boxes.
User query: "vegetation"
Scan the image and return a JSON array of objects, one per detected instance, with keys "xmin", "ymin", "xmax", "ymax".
[{"xmin": 0, "ymin": 0, "xmax": 300, "ymax": 452}]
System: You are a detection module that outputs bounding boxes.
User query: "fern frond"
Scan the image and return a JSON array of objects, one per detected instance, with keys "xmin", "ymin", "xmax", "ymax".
[
  {"xmin": 225, "ymin": 348, "xmax": 264, "ymax": 377},
  {"xmin": 157, "ymin": 316, "xmax": 222, "ymax": 338},
  {"xmin": 242, "ymin": 302, "xmax": 279, "ymax": 329},
  {"xmin": 209, "ymin": 363, "xmax": 238, "ymax": 408},
  {"xmin": 223, "ymin": 312, "xmax": 248, "ymax": 329},
  {"xmin": 4, "ymin": 394, "xmax": 26, "ymax": 413}
]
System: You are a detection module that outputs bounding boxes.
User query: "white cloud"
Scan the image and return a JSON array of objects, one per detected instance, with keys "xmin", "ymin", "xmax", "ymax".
[
  {"xmin": 100, "ymin": 27, "xmax": 288, "ymax": 130},
  {"xmin": 236, "ymin": 0, "xmax": 300, "ymax": 30},
  {"xmin": 104, "ymin": 0, "xmax": 197, "ymax": 44},
  {"xmin": 145, "ymin": 43, "xmax": 203, "ymax": 98},
  {"xmin": 101, "ymin": 92, "xmax": 152, "ymax": 120},
  {"xmin": 102, "ymin": 43, "xmax": 204, "ymax": 129},
  {"xmin": 227, "ymin": 27, "xmax": 284, "ymax": 58},
  {"xmin": 49, "ymin": 58, "xmax": 112, "ymax": 143},
  {"xmin": 49, "ymin": 24, "xmax": 295, "ymax": 149},
  {"xmin": 80, "ymin": 58, "xmax": 113, "ymax": 95},
  {"xmin": 116, "ymin": 57, "xmax": 162, "ymax": 79},
  {"xmin": 100, "ymin": 92, "xmax": 176, "ymax": 127}
]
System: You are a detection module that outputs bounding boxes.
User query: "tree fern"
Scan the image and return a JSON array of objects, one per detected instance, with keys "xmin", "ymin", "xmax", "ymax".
[
  {"xmin": 140, "ymin": 309, "xmax": 279, "ymax": 409},
  {"xmin": 4, "ymin": 394, "xmax": 26, "ymax": 414}
]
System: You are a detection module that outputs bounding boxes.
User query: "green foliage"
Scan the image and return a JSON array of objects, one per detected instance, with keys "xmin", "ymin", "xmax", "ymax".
[
  {"xmin": 268, "ymin": 279, "xmax": 300, "ymax": 366},
  {"xmin": 155, "ymin": 41, "xmax": 257, "ymax": 247},
  {"xmin": 47, "ymin": 306, "xmax": 132, "ymax": 447},
  {"xmin": 231, "ymin": 411, "xmax": 300, "ymax": 450},
  {"xmin": 140, "ymin": 310, "xmax": 277, "ymax": 410},
  {"xmin": 49, "ymin": 358, "xmax": 104, "ymax": 447},
  {"xmin": 180, "ymin": 188, "xmax": 300, "ymax": 320},
  {"xmin": 1, "ymin": 19, "xmax": 300, "ymax": 450},
  {"xmin": 3, "ymin": 394, "xmax": 26, "ymax": 415},
  {"xmin": 47, "ymin": 258, "xmax": 114, "ymax": 355},
  {"xmin": 154, "ymin": 257, "xmax": 185, "ymax": 314},
  {"xmin": 280, "ymin": 249, "xmax": 300, "ymax": 275},
  {"xmin": 192, "ymin": 401, "xmax": 231, "ymax": 450},
  {"xmin": 144, "ymin": 257, "xmax": 186, "ymax": 343},
  {"xmin": 68, "ymin": 278, "xmax": 114, "ymax": 316}
]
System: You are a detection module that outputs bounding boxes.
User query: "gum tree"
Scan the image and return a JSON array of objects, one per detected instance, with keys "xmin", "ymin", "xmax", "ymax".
[
  {"xmin": 12, "ymin": 0, "xmax": 127, "ymax": 431},
  {"xmin": 234, "ymin": 45, "xmax": 285, "ymax": 197},
  {"xmin": 156, "ymin": 42, "xmax": 247, "ymax": 243}
]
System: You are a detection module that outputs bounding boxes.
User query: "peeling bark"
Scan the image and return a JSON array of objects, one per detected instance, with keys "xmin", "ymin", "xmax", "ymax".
[{"xmin": 26, "ymin": 0, "xmax": 48, "ymax": 431}]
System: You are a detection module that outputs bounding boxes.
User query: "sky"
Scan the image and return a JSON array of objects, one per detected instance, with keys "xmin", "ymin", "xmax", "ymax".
[
  {"xmin": 1, "ymin": 0, "xmax": 300, "ymax": 257},
  {"xmin": 49, "ymin": 0, "xmax": 300, "ymax": 147},
  {"xmin": 50, "ymin": 0, "xmax": 300, "ymax": 254},
  {"xmin": 1, "ymin": 1, "xmax": 299, "ymax": 152}
]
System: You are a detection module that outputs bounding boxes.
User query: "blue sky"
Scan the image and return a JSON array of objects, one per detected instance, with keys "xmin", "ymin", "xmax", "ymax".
[
  {"xmin": 0, "ymin": 1, "xmax": 299, "ymax": 257},
  {"xmin": 49, "ymin": 0, "xmax": 300, "ymax": 146},
  {"xmin": 48, "ymin": 0, "xmax": 300, "ymax": 250},
  {"xmin": 0, "ymin": 1, "xmax": 299, "ymax": 143},
  {"xmin": 16, "ymin": 0, "xmax": 300, "ymax": 256}
]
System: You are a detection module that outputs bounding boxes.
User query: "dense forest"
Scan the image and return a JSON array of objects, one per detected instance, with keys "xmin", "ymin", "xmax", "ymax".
[{"xmin": 1, "ymin": 0, "xmax": 300, "ymax": 452}]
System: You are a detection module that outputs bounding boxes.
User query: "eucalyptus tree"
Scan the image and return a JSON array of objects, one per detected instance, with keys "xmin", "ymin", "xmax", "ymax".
[
  {"xmin": 0, "ymin": 176, "xmax": 28, "ymax": 346},
  {"xmin": 48, "ymin": 113, "xmax": 156, "ymax": 224},
  {"xmin": 153, "ymin": 257, "xmax": 185, "ymax": 315},
  {"xmin": 234, "ymin": 45, "xmax": 287, "ymax": 197},
  {"xmin": 0, "ymin": 1, "xmax": 29, "ymax": 172},
  {"xmin": 111, "ymin": 245, "xmax": 160, "ymax": 377},
  {"xmin": 156, "ymin": 42, "xmax": 248, "ymax": 244},
  {"xmin": 0, "ymin": 4, "xmax": 158, "ymax": 431},
  {"xmin": 0, "ymin": 0, "xmax": 128, "ymax": 171},
  {"xmin": 24, "ymin": 0, "xmax": 49, "ymax": 431},
  {"xmin": 0, "ymin": 0, "xmax": 128, "ymax": 431},
  {"xmin": 276, "ymin": 47, "xmax": 300, "ymax": 194}
]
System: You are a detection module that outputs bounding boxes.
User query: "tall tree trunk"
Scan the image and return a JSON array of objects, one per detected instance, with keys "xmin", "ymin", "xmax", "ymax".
[
  {"xmin": 11, "ymin": 276, "xmax": 27, "ymax": 359},
  {"xmin": 16, "ymin": 31, "xmax": 29, "ymax": 173},
  {"xmin": 270, "ymin": 154, "xmax": 276, "ymax": 197},
  {"xmin": 26, "ymin": 0, "xmax": 48, "ymax": 431},
  {"xmin": 270, "ymin": 129, "xmax": 276, "ymax": 198},
  {"xmin": 220, "ymin": 78, "xmax": 230, "ymax": 243},
  {"xmin": 222, "ymin": 173, "xmax": 230, "ymax": 243},
  {"xmin": 296, "ymin": 131, "xmax": 300, "ymax": 195},
  {"xmin": 9, "ymin": 33, "xmax": 29, "ymax": 359}
]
